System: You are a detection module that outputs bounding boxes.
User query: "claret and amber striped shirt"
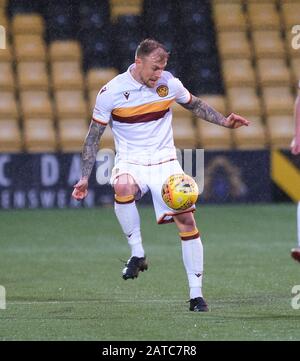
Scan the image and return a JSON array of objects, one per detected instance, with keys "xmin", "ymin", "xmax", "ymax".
[{"xmin": 92, "ymin": 64, "xmax": 191, "ymax": 165}]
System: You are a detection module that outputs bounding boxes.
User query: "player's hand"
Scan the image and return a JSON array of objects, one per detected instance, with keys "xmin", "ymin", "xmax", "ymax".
[
  {"xmin": 224, "ymin": 113, "xmax": 250, "ymax": 129},
  {"xmin": 72, "ymin": 178, "xmax": 88, "ymax": 200},
  {"xmin": 291, "ymin": 137, "xmax": 300, "ymax": 155}
]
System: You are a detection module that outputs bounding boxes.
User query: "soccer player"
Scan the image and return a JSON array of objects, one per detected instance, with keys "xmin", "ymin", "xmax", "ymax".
[
  {"xmin": 291, "ymin": 84, "xmax": 300, "ymax": 263},
  {"xmin": 72, "ymin": 39, "xmax": 249, "ymax": 312}
]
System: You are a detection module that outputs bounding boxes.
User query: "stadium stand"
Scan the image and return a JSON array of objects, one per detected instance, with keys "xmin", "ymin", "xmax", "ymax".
[{"xmin": 0, "ymin": 0, "xmax": 298, "ymax": 152}]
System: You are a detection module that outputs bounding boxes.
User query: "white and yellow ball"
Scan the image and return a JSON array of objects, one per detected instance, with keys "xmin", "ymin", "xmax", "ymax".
[{"xmin": 161, "ymin": 174, "xmax": 199, "ymax": 211}]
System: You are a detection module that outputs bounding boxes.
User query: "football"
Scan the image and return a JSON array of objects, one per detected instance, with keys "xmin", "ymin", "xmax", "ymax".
[{"xmin": 161, "ymin": 173, "xmax": 199, "ymax": 211}]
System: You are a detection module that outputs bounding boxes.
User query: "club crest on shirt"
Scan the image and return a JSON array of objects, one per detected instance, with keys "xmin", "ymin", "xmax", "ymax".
[
  {"xmin": 156, "ymin": 85, "xmax": 169, "ymax": 97},
  {"xmin": 123, "ymin": 91, "xmax": 130, "ymax": 100}
]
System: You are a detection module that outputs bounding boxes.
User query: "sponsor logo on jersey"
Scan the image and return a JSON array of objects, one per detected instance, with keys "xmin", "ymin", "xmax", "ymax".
[{"xmin": 156, "ymin": 85, "xmax": 169, "ymax": 97}]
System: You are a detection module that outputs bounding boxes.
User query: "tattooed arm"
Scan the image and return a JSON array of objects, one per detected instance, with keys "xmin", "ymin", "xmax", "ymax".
[
  {"xmin": 72, "ymin": 120, "xmax": 106, "ymax": 200},
  {"xmin": 180, "ymin": 94, "xmax": 249, "ymax": 129}
]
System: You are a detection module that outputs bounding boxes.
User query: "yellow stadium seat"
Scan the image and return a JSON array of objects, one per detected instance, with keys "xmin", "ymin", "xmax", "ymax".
[
  {"xmin": 0, "ymin": 91, "xmax": 18, "ymax": 118},
  {"xmin": 0, "ymin": 0, "xmax": 7, "ymax": 7},
  {"xmin": 213, "ymin": 3, "xmax": 247, "ymax": 31},
  {"xmin": 0, "ymin": 62, "xmax": 15, "ymax": 91},
  {"xmin": 222, "ymin": 59, "xmax": 256, "ymax": 87},
  {"xmin": 217, "ymin": 32, "xmax": 251, "ymax": 59},
  {"xmin": 86, "ymin": 68, "xmax": 118, "ymax": 91},
  {"xmin": 88, "ymin": 89, "xmax": 99, "ymax": 112},
  {"xmin": 197, "ymin": 121, "xmax": 232, "ymax": 150},
  {"xmin": 199, "ymin": 95, "xmax": 227, "ymax": 115},
  {"xmin": 227, "ymin": 87, "xmax": 261, "ymax": 116},
  {"xmin": 262, "ymin": 86, "xmax": 294, "ymax": 116},
  {"xmin": 54, "ymin": 90, "xmax": 88, "ymax": 119},
  {"xmin": 100, "ymin": 124, "xmax": 115, "ymax": 150},
  {"xmin": 14, "ymin": 35, "xmax": 46, "ymax": 61},
  {"xmin": 285, "ymin": 30, "xmax": 300, "ymax": 59},
  {"xmin": 12, "ymin": 14, "xmax": 45, "ymax": 35},
  {"xmin": 281, "ymin": 2, "xmax": 300, "ymax": 30},
  {"xmin": 0, "ymin": 118, "xmax": 22, "ymax": 152},
  {"xmin": 247, "ymin": 3, "xmax": 280, "ymax": 30},
  {"xmin": 252, "ymin": 31, "xmax": 285, "ymax": 59},
  {"xmin": 232, "ymin": 116, "xmax": 267, "ymax": 149},
  {"xmin": 58, "ymin": 118, "xmax": 88, "ymax": 152},
  {"xmin": 0, "ymin": 9, "xmax": 8, "ymax": 29},
  {"xmin": 111, "ymin": 6, "xmax": 141, "ymax": 20},
  {"xmin": 49, "ymin": 40, "xmax": 82, "ymax": 62},
  {"xmin": 256, "ymin": 59, "xmax": 291, "ymax": 86},
  {"xmin": 290, "ymin": 58, "xmax": 300, "ymax": 84},
  {"xmin": 171, "ymin": 103, "xmax": 196, "ymax": 149},
  {"xmin": 17, "ymin": 61, "xmax": 49, "ymax": 91},
  {"xmin": 0, "ymin": 44, "xmax": 13, "ymax": 62},
  {"xmin": 20, "ymin": 91, "xmax": 53, "ymax": 119},
  {"xmin": 266, "ymin": 115, "xmax": 294, "ymax": 148},
  {"xmin": 23, "ymin": 118, "xmax": 56, "ymax": 152},
  {"xmin": 51, "ymin": 61, "xmax": 84, "ymax": 90}
]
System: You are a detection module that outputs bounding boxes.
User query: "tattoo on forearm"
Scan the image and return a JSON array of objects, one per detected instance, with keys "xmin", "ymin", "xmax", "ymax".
[
  {"xmin": 181, "ymin": 95, "xmax": 226, "ymax": 126},
  {"xmin": 82, "ymin": 121, "xmax": 106, "ymax": 179}
]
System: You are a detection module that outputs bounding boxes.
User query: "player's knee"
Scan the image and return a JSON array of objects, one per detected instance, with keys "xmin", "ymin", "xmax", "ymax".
[
  {"xmin": 114, "ymin": 174, "xmax": 137, "ymax": 196},
  {"xmin": 174, "ymin": 213, "xmax": 196, "ymax": 232}
]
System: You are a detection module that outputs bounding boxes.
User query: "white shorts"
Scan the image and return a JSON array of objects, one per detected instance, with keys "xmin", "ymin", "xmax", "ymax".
[{"xmin": 110, "ymin": 159, "xmax": 196, "ymax": 224}]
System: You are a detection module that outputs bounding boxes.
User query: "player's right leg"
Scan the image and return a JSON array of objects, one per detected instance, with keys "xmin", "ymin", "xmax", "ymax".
[
  {"xmin": 114, "ymin": 174, "xmax": 148, "ymax": 279},
  {"xmin": 291, "ymin": 202, "xmax": 300, "ymax": 263}
]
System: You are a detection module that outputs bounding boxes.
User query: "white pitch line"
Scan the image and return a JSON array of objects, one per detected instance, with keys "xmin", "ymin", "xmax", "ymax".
[{"xmin": 8, "ymin": 299, "xmax": 181, "ymax": 305}]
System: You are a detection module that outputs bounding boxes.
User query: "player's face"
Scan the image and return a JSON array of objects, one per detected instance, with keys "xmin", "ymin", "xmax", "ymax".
[{"xmin": 136, "ymin": 50, "xmax": 168, "ymax": 88}]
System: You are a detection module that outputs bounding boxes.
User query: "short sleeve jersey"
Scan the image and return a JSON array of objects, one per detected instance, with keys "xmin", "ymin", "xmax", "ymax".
[{"xmin": 93, "ymin": 64, "xmax": 191, "ymax": 165}]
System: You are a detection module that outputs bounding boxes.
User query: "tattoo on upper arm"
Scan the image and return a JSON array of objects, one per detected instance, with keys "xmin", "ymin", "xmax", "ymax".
[
  {"xmin": 181, "ymin": 95, "xmax": 227, "ymax": 126},
  {"xmin": 82, "ymin": 121, "xmax": 106, "ymax": 179}
]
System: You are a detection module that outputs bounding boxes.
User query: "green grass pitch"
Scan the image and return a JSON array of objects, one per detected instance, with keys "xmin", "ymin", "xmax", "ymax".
[{"xmin": 0, "ymin": 204, "xmax": 299, "ymax": 341}]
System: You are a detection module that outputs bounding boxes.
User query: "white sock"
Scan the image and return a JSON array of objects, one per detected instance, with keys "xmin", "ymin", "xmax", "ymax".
[
  {"xmin": 297, "ymin": 202, "xmax": 300, "ymax": 248},
  {"xmin": 114, "ymin": 196, "xmax": 145, "ymax": 258},
  {"xmin": 180, "ymin": 229, "xmax": 203, "ymax": 299}
]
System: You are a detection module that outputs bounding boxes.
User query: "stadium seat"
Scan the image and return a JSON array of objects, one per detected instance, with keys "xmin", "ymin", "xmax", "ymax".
[
  {"xmin": 213, "ymin": 3, "xmax": 247, "ymax": 31},
  {"xmin": 49, "ymin": 40, "xmax": 82, "ymax": 62},
  {"xmin": 222, "ymin": 59, "xmax": 256, "ymax": 87},
  {"xmin": 0, "ymin": 91, "xmax": 18, "ymax": 118},
  {"xmin": 54, "ymin": 90, "xmax": 88, "ymax": 119},
  {"xmin": 86, "ymin": 68, "xmax": 118, "ymax": 91},
  {"xmin": 199, "ymin": 95, "xmax": 227, "ymax": 115},
  {"xmin": 0, "ymin": 7, "xmax": 7, "ymax": 29},
  {"xmin": 217, "ymin": 32, "xmax": 251, "ymax": 59},
  {"xmin": 281, "ymin": 2, "xmax": 300, "ymax": 30},
  {"xmin": 262, "ymin": 86, "xmax": 294, "ymax": 116},
  {"xmin": 111, "ymin": 5, "xmax": 141, "ymax": 19},
  {"xmin": 14, "ymin": 35, "xmax": 46, "ymax": 61},
  {"xmin": 290, "ymin": 58, "xmax": 300, "ymax": 85},
  {"xmin": 88, "ymin": 89, "xmax": 99, "ymax": 112},
  {"xmin": 58, "ymin": 118, "xmax": 88, "ymax": 152},
  {"xmin": 0, "ymin": 44, "xmax": 12, "ymax": 63},
  {"xmin": 51, "ymin": 61, "xmax": 84, "ymax": 90},
  {"xmin": 99, "ymin": 123, "xmax": 115, "ymax": 150},
  {"xmin": 256, "ymin": 59, "xmax": 291, "ymax": 86},
  {"xmin": 172, "ymin": 103, "xmax": 196, "ymax": 149},
  {"xmin": 17, "ymin": 62, "xmax": 49, "ymax": 91},
  {"xmin": 20, "ymin": 91, "xmax": 53, "ymax": 119},
  {"xmin": 23, "ymin": 118, "xmax": 56, "ymax": 152},
  {"xmin": 227, "ymin": 87, "xmax": 261, "ymax": 116},
  {"xmin": 12, "ymin": 14, "xmax": 45, "ymax": 35},
  {"xmin": 266, "ymin": 115, "xmax": 294, "ymax": 148},
  {"xmin": 0, "ymin": 118, "xmax": 22, "ymax": 152},
  {"xmin": 252, "ymin": 31, "xmax": 285, "ymax": 59},
  {"xmin": 0, "ymin": 0, "xmax": 7, "ymax": 8},
  {"xmin": 247, "ymin": 3, "xmax": 280, "ymax": 30},
  {"xmin": 197, "ymin": 120, "xmax": 232, "ymax": 150},
  {"xmin": 0, "ymin": 63, "xmax": 15, "ymax": 91},
  {"xmin": 232, "ymin": 116, "xmax": 267, "ymax": 149}
]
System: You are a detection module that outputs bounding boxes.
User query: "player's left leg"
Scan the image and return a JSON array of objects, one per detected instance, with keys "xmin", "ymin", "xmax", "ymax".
[
  {"xmin": 291, "ymin": 202, "xmax": 300, "ymax": 262},
  {"xmin": 173, "ymin": 212, "xmax": 209, "ymax": 312}
]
